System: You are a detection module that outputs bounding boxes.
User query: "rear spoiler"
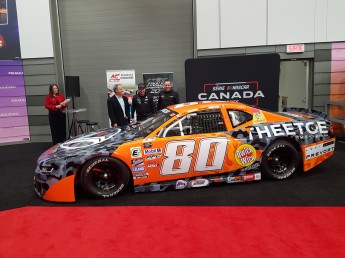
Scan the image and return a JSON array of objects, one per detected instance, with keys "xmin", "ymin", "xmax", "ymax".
[{"xmin": 283, "ymin": 107, "xmax": 328, "ymax": 119}]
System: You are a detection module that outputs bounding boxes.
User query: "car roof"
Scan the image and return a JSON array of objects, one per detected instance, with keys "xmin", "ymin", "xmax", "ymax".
[{"xmin": 168, "ymin": 101, "xmax": 251, "ymax": 114}]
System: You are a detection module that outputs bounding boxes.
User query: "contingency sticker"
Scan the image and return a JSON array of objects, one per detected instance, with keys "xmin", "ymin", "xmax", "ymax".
[
  {"xmin": 130, "ymin": 147, "xmax": 142, "ymax": 158},
  {"xmin": 252, "ymin": 108, "xmax": 267, "ymax": 124},
  {"xmin": 305, "ymin": 140, "xmax": 335, "ymax": 160},
  {"xmin": 235, "ymin": 144, "xmax": 257, "ymax": 167}
]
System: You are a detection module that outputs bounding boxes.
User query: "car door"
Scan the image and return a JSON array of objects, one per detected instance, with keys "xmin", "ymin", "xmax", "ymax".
[{"xmin": 148, "ymin": 109, "xmax": 238, "ymax": 183}]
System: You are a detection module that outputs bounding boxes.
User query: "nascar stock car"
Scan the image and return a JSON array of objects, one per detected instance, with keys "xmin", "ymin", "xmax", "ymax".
[{"xmin": 34, "ymin": 101, "xmax": 336, "ymax": 202}]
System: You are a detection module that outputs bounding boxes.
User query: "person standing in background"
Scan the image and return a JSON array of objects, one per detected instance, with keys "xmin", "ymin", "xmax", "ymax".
[
  {"xmin": 45, "ymin": 84, "xmax": 68, "ymax": 145},
  {"xmin": 158, "ymin": 79, "xmax": 179, "ymax": 110},
  {"xmin": 107, "ymin": 84, "xmax": 130, "ymax": 127},
  {"xmin": 131, "ymin": 83, "xmax": 155, "ymax": 122}
]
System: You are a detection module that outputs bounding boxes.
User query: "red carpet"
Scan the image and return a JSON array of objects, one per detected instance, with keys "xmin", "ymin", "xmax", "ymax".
[{"xmin": 0, "ymin": 206, "xmax": 344, "ymax": 257}]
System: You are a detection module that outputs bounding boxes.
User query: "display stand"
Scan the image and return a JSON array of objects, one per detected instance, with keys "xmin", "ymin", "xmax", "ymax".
[{"xmin": 65, "ymin": 108, "xmax": 86, "ymax": 138}]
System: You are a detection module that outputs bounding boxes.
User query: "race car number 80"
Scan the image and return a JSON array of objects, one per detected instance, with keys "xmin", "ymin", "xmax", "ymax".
[{"xmin": 160, "ymin": 137, "xmax": 228, "ymax": 175}]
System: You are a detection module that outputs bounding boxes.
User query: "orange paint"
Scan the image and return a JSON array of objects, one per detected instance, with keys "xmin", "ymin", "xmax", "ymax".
[{"xmin": 43, "ymin": 175, "xmax": 76, "ymax": 202}]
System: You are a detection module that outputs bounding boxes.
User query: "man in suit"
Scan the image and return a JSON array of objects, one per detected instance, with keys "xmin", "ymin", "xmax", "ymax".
[{"xmin": 107, "ymin": 84, "xmax": 130, "ymax": 127}]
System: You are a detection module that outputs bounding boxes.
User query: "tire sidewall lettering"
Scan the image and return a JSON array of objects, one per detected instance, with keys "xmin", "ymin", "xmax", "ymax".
[
  {"xmin": 85, "ymin": 158, "xmax": 109, "ymax": 175},
  {"xmin": 101, "ymin": 183, "xmax": 124, "ymax": 198},
  {"xmin": 266, "ymin": 144, "xmax": 287, "ymax": 157}
]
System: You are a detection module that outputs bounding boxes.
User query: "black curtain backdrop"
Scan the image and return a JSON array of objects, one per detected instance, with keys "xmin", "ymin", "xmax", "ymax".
[{"xmin": 185, "ymin": 54, "xmax": 280, "ymax": 111}]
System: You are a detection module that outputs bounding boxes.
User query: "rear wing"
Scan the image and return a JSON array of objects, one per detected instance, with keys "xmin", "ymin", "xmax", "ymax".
[{"xmin": 283, "ymin": 107, "xmax": 328, "ymax": 119}]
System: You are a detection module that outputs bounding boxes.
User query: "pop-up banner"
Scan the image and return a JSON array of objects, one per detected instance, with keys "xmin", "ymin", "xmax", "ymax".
[
  {"xmin": 185, "ymin": 54, "xmax": 280, "ymax": 111},
  {"xmin": 143, "ymin": 72, "xmax": 173, "ymax": 109},
  {"xmin": 106, "ymin": 69, "xmax": 136, "ymax": 94}
]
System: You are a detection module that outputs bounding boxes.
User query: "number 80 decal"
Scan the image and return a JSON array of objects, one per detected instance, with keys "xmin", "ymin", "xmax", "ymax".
[{"xmin": 160, "ymin": 137, "xmax": 228, "ymax": 175}]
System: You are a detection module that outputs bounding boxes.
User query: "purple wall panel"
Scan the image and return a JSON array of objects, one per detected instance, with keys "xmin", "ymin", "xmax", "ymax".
[
  {"xmin": 0, "ymin": 60, "xmax": 30, "ymax": 143},
  {"xmin": 0, "ymin": 136, "xmax": 30, "ymax": 144},
  {"xmin": 0, "ymin": 75, "xmax": 25, "ymax": 87},
  {"xmin": 0, "ymin": 65, "xmax": 24, "ymax": 76},
  {"xmin": 0, "ymin": 116, "xmax": 30, "ymax": 127},
  {"xmin": 0, "ymin": 96, "xmax": 27, "ymax": 107},
  {"xmin": 0, "ymin": 85, "xmax": 26, "ymax": 97},
  {"xmin": 0, "ymin": 60, "xmax": 23, "ymax": 66},
  {"xmin": 0, "ymin": 106, "xmax": 28, "ymax": 117},
  {"xmin": 0, "ymin": 126, "xmax": 30, "ymax": 138}
]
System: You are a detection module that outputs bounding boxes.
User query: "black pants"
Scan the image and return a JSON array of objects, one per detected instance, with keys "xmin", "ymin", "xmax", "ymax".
[{"xmin": 49, "ymin": 111, "xmax": 66, "ymax": 145}]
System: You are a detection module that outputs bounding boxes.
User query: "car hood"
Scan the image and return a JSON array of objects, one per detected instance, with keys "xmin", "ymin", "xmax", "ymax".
[{"xmin": 38, "ymin": 127, "xmax": 140, "ymax": 162}]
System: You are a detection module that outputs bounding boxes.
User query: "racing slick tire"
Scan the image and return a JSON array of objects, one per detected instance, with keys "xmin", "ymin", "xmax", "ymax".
[
  {"xmin": 80, "ymin": 156, "xmax": 130, "ymax": 198},
  {"xmin": 261, "ymin": 140, "xmax": 299, "ymax": 180}
]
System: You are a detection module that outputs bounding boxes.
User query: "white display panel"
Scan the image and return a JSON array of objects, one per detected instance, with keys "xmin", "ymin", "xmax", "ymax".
[
  {"xmin": 16, "ymin": 0, "xmax": 54, "ymax": 58},
  {"xmin": 196, "ymin": 0, "xmax": 220, "ymax": 50},
  {"xmin": 327, "ymin": 0, "xmax": 345, "ymax": 42},
  {"xmin": 220, "ymin": 0, "xmax": 267, "ymax": 48},
  {"xmin": 314, "ymin": 0, "xmax": 327, "ymax": 42},
  {"xmin": 267, "ymin": 0, "xmax": 315, "ymax": 45}
]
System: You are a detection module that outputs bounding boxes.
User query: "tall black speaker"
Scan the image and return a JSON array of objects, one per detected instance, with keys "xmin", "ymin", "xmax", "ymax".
[{"xmin": 65, "ymin": 76, "xmax": 80, "ymax": 97}]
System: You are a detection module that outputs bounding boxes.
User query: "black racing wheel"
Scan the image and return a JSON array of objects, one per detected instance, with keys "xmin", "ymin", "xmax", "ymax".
[
  {"xmin": 261, "ymin": 141, "xmax": 299, "ymax": 180},
  {"xmin": 80, "ymin": 156, "xmax": 130, "ymax": 198}
]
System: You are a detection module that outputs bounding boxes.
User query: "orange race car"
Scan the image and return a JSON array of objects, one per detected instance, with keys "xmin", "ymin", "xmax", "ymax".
[{"xmin": 34, "ymin": 101, "xmax": 336, "ymax": 202}]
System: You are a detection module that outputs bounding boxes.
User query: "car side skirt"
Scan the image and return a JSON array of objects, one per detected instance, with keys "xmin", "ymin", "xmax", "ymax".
[{"xmin": 134, "ymin": 171, "xmax": 261, "ymax": 193}]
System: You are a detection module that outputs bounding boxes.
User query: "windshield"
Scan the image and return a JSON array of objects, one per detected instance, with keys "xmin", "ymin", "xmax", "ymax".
[{"xmin": 133, "ymin": 108, "xmax": 177, "ymax": 137}]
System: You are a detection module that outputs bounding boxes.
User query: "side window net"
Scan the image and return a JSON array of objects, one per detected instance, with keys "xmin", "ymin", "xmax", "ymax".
[{"xmin": 191, "ymin": 112, "xmax": 226, "ymax": 134}]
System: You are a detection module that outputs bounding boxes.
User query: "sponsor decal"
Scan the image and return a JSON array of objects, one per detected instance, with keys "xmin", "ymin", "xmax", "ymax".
[
  {"xmin": 190, "ymin": 178, "xmax": 209, "ymax": 188},
  {"xmin": 226, "ymin": 175, "xmax": 242, "ymax": 183},
  {"xmin": 130, "ymin": 147, "xmax": 142, "ymax": 158},
  {"xmin": 161, "ymin": 109, "xmax": 170, "ymax": 114},
  {"xmin": 249, "ymin": 121, "xmax": 329, "ymax": 140},
  {"xmin": 254, "ymin": 173, "xmax": 261, "ymax": 180},
  {"xmin": 235, "ymin": 144, "xmax": 256, "ymax": 167},
  {"xmin": 143, "ymin": 142, "xmax": 152, "ymax": 148},
  {"xmin": 144, "ymin": 148, "xmax": 162, "ymax": 155},
  {"xmin": 146, "ymin": 155, "xmax": 161, "ymax": 160},
  {"xmin": 175, "ymin": 180, "xmax": 188, "ymax": 190},
  {"xmin": 147, "ymin": 162, "xmax": 159, "ymax": 168},
  {"xmin": 242, "ymin": 174, "xmax": 255, "ymax": 182},
  {"xmin": 132, "ymin": 166, "xmax": 145, "ymax": 173},
  {"xmin": 252, "ymin": 108, "xmax": 267, "ymax": 124},
  {"xmin": 212, "ymin": 177, "xmax": 224, "ymax": 183},
  {"xmin": 133, "ymin": 173, "xmax": 149, "ymax": 179},
  {"xmin": 131, "ymin": 158, "xmax": 144, "ymax": 167},
  {"xmin": 305, "ymin": 140, "xmax": 335, "ymax": 160}
]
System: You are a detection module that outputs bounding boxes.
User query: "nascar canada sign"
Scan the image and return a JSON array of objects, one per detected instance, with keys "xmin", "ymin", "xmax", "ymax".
[{"xmin": 198, "ymin": 81, "xmax": 264, "ymax": 106}]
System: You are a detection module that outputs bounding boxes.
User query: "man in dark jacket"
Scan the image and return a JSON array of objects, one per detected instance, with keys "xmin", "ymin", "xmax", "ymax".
[
  {"xmin": 131, "ymin": 83, "xmax": 155, "ymax": 122},
  {"xmin": 158, "ymin": 79, "xmax": 179, "ymax": 110},
  {"xmin": 107, "ymin": 84, "xmax": 130, "ymax": 127}
]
